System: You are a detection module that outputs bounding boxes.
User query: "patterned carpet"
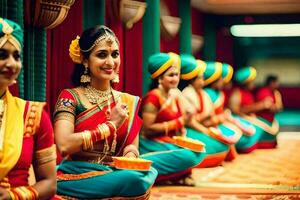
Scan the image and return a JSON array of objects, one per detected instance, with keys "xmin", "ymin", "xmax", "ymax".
[{"xmin": 151, "ymin": 132, "xmax": 300, "ymax": 199}]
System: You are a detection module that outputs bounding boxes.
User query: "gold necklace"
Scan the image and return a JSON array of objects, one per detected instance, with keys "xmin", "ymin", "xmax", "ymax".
[
  {"xmin": 84, "ymin": 85, "xmax": 113, "ymax": 120},
  {"xmin": 0, "ymin": 100, "xmax": 4, "ymax": 128},
  {"xmin": 85, "ymin": 85, "xmax": 112, "ymax": 105}
]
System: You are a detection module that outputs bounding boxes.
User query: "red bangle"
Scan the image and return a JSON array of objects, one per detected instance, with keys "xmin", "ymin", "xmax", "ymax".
[{"xmin": 106, "ymin": 121, "xmax": 117, "ymax": 134}]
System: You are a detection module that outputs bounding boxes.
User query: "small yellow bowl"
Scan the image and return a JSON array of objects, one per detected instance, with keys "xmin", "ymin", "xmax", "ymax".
[
  {"xmin": 172, "ymin": 136, "xmax": 206, "ymax": 152},
  {"xmin": 112, "ymin": 157, "xmax": 153, "ymax": 171}
]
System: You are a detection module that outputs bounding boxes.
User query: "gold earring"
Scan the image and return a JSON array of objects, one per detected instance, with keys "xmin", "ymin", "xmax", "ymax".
[
  {"xmin": 80, "ymin": 66, "xmax": 91, "ymax": 83},
  {"xmin": 9, "ymin": 80, "xmax": 17, "ymax": 86},
  {"xmin": 112, "ymin": 73, "xmax": 119, "ymax": 83}
]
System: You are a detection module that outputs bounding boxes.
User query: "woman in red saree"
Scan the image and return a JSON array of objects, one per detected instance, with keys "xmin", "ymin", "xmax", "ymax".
[
  {"xmin": 229, "ymin": 67, "xmax": 277, "ymax": 152},
  {"xmin": 54, "ymin": 25, "xmax": 157, "ymax": 199},
  {"xmin": 255, "ymin": 75, "xmax": 282, "ymax": 147},
  {"xmin": 0, "ymin": 18, "xmax": 56, "ymax": 200},
  {"xmin": 139, "ymin": 52, "xmax": 206, "ymax": 186}
]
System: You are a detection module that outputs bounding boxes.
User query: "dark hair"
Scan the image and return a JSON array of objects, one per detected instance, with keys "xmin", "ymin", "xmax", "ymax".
[
  {"xmin": 266, "ymin": 75, "xmax": 278, "ymax": 86},
  {"xmin": 149, "ymin": 79, "xmax": 159, "ymax": 90},
  {"xmin": 71, "ymin": 25, "xmax": 119, "ymax": 86},
  {"xmin": 178, "ymin": 79, "xmax": 192, "ymax": 91}
]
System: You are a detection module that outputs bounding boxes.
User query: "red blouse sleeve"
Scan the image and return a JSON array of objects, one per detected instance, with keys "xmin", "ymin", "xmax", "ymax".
[
  {"xmin": 142, "ymin": 90, "xmax": 161, "ymax": 111},
  {"xmin": 256, "ymin": 87, "xmax": 272, "ymax": 102},
  {"xmin": 53, "ymin": 89, "xmax": 77, "ymax": 118},
  {"xmin": 34, "ymin": 109, "xmax": 54, "ymax": 151}
]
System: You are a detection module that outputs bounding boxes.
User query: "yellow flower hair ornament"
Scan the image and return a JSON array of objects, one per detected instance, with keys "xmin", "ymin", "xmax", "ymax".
[{"xmin": 69, "ymin": 36, "xmax": 83, "ymax": 64}]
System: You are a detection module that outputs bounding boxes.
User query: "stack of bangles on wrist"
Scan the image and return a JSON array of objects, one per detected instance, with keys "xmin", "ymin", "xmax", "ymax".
[
  {"xmin": 8, "ymin": 186, "xmax": 38, "ymax": 200},
  {"xmin": 123, "ymin": 144, "xmax": 139, "ymax": 158},
  {"xmin": 81, "ymin": 121, "xmax": 117, "ymax": 150},
  {"xmin": 163, "ymin": 117, "xmax": 184, "ymax": 136}
]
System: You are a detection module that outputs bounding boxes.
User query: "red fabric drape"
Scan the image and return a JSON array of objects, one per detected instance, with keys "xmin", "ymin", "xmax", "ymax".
[
  {"xmin": 279, "ymin": 87, "xmax": 300, "ymax": 109},
  {"xmin": 123, "ymin": 20, "xmax": 143, "ymax": 96},
  {"xmin": 216, "ymin": 27, "xmax": 234, "ymax": 65},
  {"xmin": 46, "ymin": 0, "xmax": 83, "ymax": 115},
  {"xmin": 106, "ymin": 1, "xmax": 144, "ymax": 97},
  {"xmin": 191, "ymin": 7, "xmax": 204, "ymax": 59}
]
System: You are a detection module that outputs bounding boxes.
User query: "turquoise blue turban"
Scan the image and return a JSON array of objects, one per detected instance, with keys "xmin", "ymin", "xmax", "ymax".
[
  {"xmin": 148, "ymin": 53, "xmax": 173, "ymax": 79},
  {"xmin": 222, "ymin": 63, "xmax": 234, "ymax": 84},
  {"xmin": 203, "ymin": 61, "xmax": 222, "ymax": 86},
  {"xmin": 180, "ymin": 54, "xmax": 199, "ymax": 80},
  {"xmin": 234, "ymin": 67, "xmax": 257, "ymax": 85}
]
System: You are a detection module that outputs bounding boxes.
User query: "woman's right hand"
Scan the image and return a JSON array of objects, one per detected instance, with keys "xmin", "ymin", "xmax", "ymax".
[
  {"xmin": 262, "ymin": 97, "xmax": 273, "ymax": 110},
  {"xmin": 109, "ymin": 102, "xmax": 128, "ymax": 128}
]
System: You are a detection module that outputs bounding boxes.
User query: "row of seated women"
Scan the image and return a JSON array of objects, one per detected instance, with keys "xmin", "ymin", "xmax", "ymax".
[{"xmin": 0, "ymin": 18, "xmax": 282, "ymax": 200}]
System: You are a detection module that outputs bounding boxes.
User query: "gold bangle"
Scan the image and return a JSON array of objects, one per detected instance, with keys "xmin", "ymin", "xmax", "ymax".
[
  {"xmin": 106, "ymin": 121, "xmax": 117, "ymax": 132},
  {"xmin": 81, "ymin": 130, "xmax": 93, "ymax": 150}
]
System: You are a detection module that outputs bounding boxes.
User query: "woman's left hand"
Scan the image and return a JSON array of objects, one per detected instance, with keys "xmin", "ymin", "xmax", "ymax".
[
  {"xmin": 0, "ymin": 187, "xmax": 11, "ymax": 200},
  {"xmin": 124, "ymin": 152, "xmax": 137, "ymax": 158}
]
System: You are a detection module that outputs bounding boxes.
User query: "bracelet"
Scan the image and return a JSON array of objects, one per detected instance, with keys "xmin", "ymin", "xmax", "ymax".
[
  {"xmin": 106, "ymin": 121, "xmax": 117, "ymax": 135},
  {"xmin": 81, "ymin": 130, "xmax": 93, "ymax": 150},
  {"xmin": 9, "ymin": 186, "xmax": 38, "ymax": 200},
  {"xmin": 97, "ymin": 123, "xmax": 110, "ymax": 140}
]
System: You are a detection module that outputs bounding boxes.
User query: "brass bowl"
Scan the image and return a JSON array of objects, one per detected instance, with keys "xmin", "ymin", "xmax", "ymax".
[
  {"xmin": 172, "ymin": 136, "xmax": 206, "ymax": 152},
  {"xmin": 112, "ymin": 157, "xmax": 153, "ymax": 171}
]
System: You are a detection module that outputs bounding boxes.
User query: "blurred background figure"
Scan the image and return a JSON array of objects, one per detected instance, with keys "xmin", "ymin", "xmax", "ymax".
[
  {"xmin": 255, "ymin": 75, "xmax": 283, "ymax": 147},
  {"xmin": 139, "ymin": 52, "xmax": 206, "ymax": 186}
]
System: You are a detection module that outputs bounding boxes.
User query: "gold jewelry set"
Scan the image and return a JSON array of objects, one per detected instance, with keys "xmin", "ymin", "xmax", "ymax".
[
  {"xmin": 81, "ymin": 85, "xmax": 119, "ymax": 161},
  {"xmin": 84, "ymin": 85, "xmax": 112, "ymax": 105},
  {"xmin": 81, "ymin": 121, "xmax": 117, "ymax": 164}
]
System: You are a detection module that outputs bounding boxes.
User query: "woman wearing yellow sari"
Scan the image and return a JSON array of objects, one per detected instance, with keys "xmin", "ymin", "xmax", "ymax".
[
  {"xmin": 139, "ymin": 52, "xmax": 206, "ymax": 185},
  {"xmin": 0, "ymin": 18, "xmax": 56, "ymax": 200},
  {"xmin": 54, "ymin": 25, "xmax": 157, "ymax": 199}
]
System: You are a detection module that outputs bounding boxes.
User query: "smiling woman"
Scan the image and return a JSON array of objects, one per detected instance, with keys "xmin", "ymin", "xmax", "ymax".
[
  {"xmin": 54, "ymin": 25, "xmax": 157, "ymax": 199},
  {"xmin": 0, "ymin": 18, "xmax": 57, "ymax": 200}
]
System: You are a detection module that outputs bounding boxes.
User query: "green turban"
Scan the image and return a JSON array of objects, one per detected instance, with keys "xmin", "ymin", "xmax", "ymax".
[
  {"xmin": 0, "ymin": 18, "xmax": 23, "ymax": 51},
  {"xmin": 234, "ymin": 67, "xmax": 257, "ymax": 85},
  {"xmin": 180, "ymin": 54, "xmax": 199, "ymax": 80},
  {"xmin": 203, "ymin": 61, "xmax": 222, "ymax": 86},
  {"xmin": 148, "ymin": 52, "xmax": 173, "ymax": 79},
  {"xmin": 222, "ymin": 63, "xmax": 234, "ymax": 84}
]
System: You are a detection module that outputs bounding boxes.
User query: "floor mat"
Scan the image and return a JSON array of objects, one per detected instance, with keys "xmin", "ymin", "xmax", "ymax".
[
  {"xmin": 194, "ymin": 132, "xmax": 300, "ymax": 190},
  {"xmin": 151, "ymin": 132, "xmax": 300, "ymax": 199},
  {"xmin": 151, "ymin": 186, "xmax": 300, "ymax": 200}
]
